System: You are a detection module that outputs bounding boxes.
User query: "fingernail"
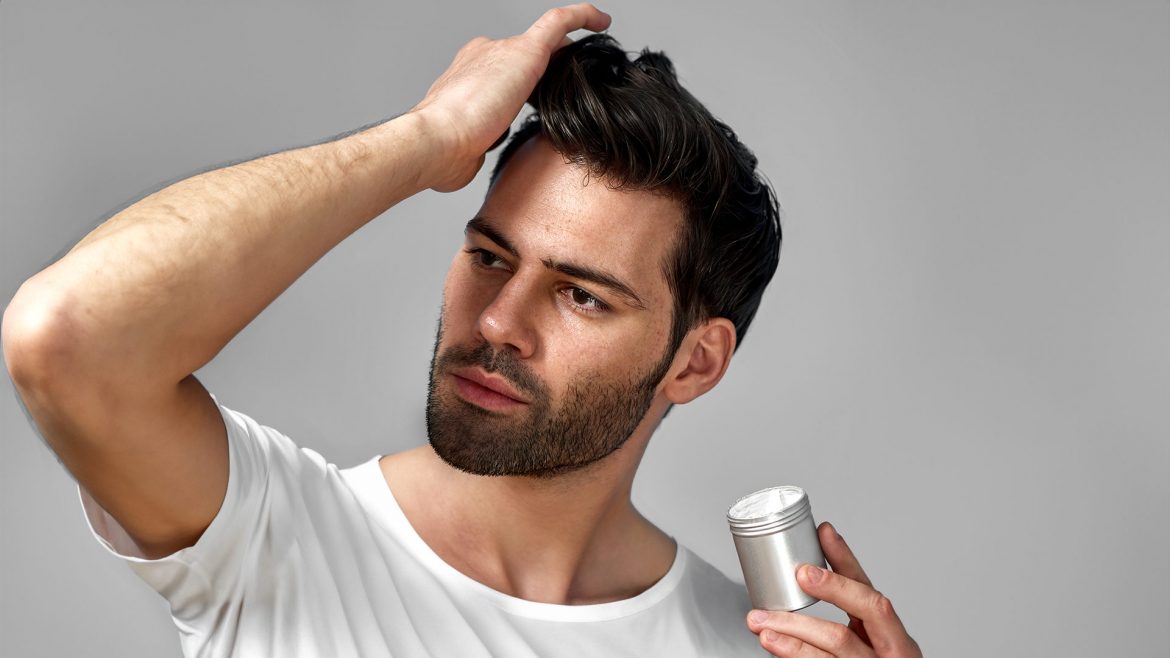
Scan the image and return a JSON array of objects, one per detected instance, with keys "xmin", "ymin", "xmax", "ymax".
[
  {"xmin": 762, "ymin": 629, "xmax": 779, "ymax": 642},
  {"xmin": 802, "ymin": 564, "xmax": 824, "ymax": 584},
  {"xmin": 749, "ymin": 610, "xmax": 768, "ymax": 624}
]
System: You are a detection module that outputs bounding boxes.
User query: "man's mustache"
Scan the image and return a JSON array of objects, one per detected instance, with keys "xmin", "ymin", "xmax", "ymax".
[{"xmin": 438, "ymin": 341, "xmax": 547, "ymax": 401}]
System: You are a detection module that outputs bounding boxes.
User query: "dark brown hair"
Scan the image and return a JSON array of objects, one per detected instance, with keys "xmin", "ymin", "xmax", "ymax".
[{"xmin": 488, "ymin": 34, "xmax": 782, "ymax": 357}]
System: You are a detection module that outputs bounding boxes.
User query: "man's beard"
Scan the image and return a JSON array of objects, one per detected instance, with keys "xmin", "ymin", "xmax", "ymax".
[{"xmin": 425, "ymin": 318, "xmax": 675, "ymax": 479}]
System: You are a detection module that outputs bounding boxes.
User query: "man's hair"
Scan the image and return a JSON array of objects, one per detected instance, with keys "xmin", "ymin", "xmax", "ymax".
[{"xmin": 488, "ymin": 34, "xmax": 782, "ymax": 357}]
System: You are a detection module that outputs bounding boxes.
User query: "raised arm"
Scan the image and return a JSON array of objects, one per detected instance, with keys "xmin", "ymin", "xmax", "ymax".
[{"xmin": 1, "ymin": 4, "xmax": 612, "ymax": 559}]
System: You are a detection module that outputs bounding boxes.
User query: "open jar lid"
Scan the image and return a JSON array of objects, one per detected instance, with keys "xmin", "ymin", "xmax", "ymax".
[{"xmin": 727, "ymin": 485, "xmax": 812, "ymax": 535}]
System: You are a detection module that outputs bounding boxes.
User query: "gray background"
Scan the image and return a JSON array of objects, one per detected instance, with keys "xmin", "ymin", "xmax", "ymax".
[{"xmin": 2, "ymin": 1, "xmax": 1167, "ymax": 656}]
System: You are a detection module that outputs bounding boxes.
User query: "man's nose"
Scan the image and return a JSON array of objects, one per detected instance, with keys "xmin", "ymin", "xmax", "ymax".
[{"xmin": 476, "ymin": 276, "xmax": 538, "ymax": 359}]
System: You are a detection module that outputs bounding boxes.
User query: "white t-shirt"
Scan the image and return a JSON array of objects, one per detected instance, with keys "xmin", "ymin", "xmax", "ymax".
[{"xmin": 79, "ymin": 394, "xmax": 765, "ymax": 657}]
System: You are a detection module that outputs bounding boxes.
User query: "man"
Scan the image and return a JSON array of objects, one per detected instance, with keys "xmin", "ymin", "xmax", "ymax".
[{"xmin": 3, "ymin": 4, "xmax": 920, "ymax": 656}]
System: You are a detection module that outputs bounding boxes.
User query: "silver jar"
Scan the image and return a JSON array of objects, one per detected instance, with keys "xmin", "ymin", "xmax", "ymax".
[{"xmin": 727, "ymin": 485, "xmax": 826, "ymax": 611}]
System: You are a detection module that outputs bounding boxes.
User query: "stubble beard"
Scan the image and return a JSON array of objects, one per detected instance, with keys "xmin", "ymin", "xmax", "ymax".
[{"xmin": 424, "ymin": 317, "xmax": 676, "ymax": 479}]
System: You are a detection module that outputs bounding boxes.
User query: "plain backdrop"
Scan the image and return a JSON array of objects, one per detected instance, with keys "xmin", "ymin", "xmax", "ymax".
[{"xmin": 2, "ymin": 1, "xmax": 1167, "ymax": 656}]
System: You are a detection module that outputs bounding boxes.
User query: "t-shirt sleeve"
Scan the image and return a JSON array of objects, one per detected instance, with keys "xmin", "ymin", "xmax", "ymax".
[{"xmin": 77, "ymin": 392, "xmax": 323, "ymax": 622}]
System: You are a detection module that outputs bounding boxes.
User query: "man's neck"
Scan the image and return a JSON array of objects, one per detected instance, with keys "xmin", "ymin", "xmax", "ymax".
[{"xmin": 378, "ymin": 443, "xmax": 678, "ymax": 605}]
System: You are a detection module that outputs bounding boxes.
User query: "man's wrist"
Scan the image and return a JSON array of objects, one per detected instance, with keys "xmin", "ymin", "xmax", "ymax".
[{"xmin": 343, "ymin": 109, "xmax": 451, "ymax": 195}]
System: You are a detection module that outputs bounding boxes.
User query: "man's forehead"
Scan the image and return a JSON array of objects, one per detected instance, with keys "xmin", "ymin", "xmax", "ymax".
[{"xmin": 477, "ymin": 136, "xmax": 684, "ymax": 302}]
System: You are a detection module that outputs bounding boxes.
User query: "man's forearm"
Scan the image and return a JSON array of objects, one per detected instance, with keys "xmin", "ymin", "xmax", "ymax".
[{"xmin": 6, "ymin": 111, "xmax": 441, "ymax": 392}]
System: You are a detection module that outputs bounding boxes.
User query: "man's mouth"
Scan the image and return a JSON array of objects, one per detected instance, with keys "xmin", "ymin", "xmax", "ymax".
[{"xmin": 449, "ymin": 367, "xmax": 530, "ymax": 410}]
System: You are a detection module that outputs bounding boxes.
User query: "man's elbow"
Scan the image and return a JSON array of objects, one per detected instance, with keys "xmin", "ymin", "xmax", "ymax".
[{"xmin": 3, "ymin": 282, "xmax": 80, "ymax": 395}]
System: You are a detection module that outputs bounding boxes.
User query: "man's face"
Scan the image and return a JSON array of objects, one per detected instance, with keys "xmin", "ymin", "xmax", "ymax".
[{"xmin": 425, "ymin": 135, "xmax": 685, "ymax": 479}]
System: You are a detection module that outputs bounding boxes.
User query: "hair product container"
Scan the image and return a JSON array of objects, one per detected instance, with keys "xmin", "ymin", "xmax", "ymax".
[{"xmin": 727, "ymin": 485, "xmax": 826, "ymax": 611}]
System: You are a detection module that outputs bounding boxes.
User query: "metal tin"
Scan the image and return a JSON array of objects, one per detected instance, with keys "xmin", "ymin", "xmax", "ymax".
[{"xmin": 727, "ymin": 485, "xmax": 826, "ymax": 611}]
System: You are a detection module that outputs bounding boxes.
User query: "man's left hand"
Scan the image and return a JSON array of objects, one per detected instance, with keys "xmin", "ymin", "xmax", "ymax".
[{"xmin": 745, "ymin": 521, "xmax": 922, "ymax": 657}]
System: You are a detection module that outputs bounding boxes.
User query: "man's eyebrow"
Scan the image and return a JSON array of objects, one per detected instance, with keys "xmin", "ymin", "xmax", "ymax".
[
  {"xmin": 464, "ymin": 216, "xmax": 648, "ymax": 311},
  {"xmin": 543, "ymin": 259, "xmax": 647, "ymax": 310},
  {"xmin": 465, "ymin": 216, "xmax": 520, "ymax": 259}
]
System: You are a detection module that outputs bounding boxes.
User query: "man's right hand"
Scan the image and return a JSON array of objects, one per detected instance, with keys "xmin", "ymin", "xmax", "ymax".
[{"xmin": 409, "ymin": 3, "xmax": 612, "ymax": 193}]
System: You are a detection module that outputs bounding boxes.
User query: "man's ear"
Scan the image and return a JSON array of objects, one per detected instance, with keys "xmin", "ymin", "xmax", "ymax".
[{"xmin": 661, "ymin": 318, "xmax": 737, "ymax": 405}]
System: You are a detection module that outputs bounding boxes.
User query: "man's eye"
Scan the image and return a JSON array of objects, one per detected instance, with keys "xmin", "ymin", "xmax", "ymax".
[
  {"xmin": 465, "ymin": 247, "xmax": 508, "ymax": 270},
  {"xmin": 565, "ymin": 287, "xmax": 609, "ymax": 313}
]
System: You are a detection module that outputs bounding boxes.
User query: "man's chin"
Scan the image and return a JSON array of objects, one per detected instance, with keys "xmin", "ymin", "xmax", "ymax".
[
  {"xmin": 426, "ymin": 440, "xmax": 594, "ymax": 480},
  {"xmin": 425, "ymin": 434, "xmax": 529, "ymax": 478}
]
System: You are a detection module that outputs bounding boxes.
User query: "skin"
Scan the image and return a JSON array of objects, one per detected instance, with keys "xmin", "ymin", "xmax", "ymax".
[
  {"xmin": 2, "ymin": 3, "xmax": 920, "ymax": 653},
  {"xmin": 381, "ymin": 133, "xmax": 730, "ymax": 604},
  {"xmin": 746, "ymin": 522, "xmax": 924, "ymax": 657}
]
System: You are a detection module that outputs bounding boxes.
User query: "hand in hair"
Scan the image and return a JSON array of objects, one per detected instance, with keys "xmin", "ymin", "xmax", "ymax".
[{"xmin": 409, "ymin": 3, "xmax": 612, "ymax": 193}]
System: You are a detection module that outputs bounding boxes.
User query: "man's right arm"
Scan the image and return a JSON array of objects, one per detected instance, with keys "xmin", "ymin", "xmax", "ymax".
[
  {"xmin": 1, "ymin": 4, "xmax": 612, "ymax": 559},
  {"xmin": 3, "ymin": 111, "xmax": 443, "ymax": 559}
]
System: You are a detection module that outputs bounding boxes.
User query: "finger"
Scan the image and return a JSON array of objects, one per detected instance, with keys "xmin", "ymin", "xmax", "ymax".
[
  {"xmin": 795, "ymin": 564, "xmax": 916, "ymax": 655},
  {"xmin": 819, "ymin": 522, "xmax": 873, "ymax": 588},
  {"xmin": 748, "ymin": 610, "xmax": 874, "ymax": 657},
  {"xmin": 760, "ymin": 630, "xmax": 836, "ymax": 658},
  {"xmin": 526, "ymin": 35, "xmax": 573, "ymax": 108},
  {"xmin": 525, "ymin": 3, "xmax": 612, "ymax": 52},
  {"xmin": 816, "ymin": 522, "xmax": 874, "ymax": 644}
]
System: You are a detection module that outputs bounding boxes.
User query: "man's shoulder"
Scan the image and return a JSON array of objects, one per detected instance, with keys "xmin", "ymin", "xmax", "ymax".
[
  {"xmin": 674, "ymin": 545, "xmax": 762, "ymax": 654},
  {"xmin": 679, "ymin": 545, "xmax": 750, "ymax": 607}
]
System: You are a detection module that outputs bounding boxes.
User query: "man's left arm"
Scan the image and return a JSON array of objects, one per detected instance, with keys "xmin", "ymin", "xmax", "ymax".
[{"xmin": 745, "ymin": 522, "xmax": 923, "ymax": 658}]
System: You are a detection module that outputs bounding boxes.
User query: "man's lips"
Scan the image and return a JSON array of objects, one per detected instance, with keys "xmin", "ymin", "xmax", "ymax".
[{"xmin": 449, "ymin": 367, "xmax": 530, "ymax": 407}]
